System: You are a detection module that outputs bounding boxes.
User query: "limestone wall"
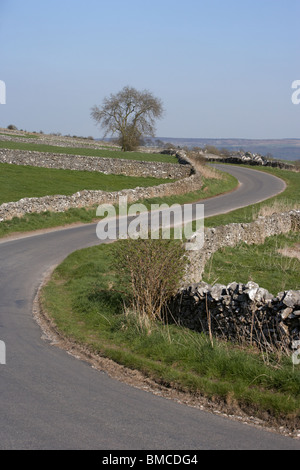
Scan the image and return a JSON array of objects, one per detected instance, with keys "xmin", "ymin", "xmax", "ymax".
[
  {"xmin": 185, "ymin": 210, "xmax": 300, "ymax": 284},
  {"xmin": 169, "ymin": 281, "xmax": 300, "ymax": 352},
  {"xmin": 0, "ymin": 148, "xmax": 192, "ymax": 179},
  {"xmin": 168, "ymin": 210, "xmax": 300, "ymax": 351},
  {"xmin": 0, "ymin": 149, "xmax": 202, "ymax": 222}
]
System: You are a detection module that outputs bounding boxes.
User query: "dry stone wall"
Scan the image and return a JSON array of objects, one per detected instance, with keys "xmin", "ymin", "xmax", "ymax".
[
  {"xmin": 0, "ymin": 133, "xmax": 114, "ymax": 150},
  {"xmin": 0, "ymin": 149, "xmax": 192, "ymax": 179},
  {"xmin": 0, "ymin": 173, "xmax": 203, "ymax": 222},
  {"xmin": 185, "ymin": 210, "xmax": 300, "ymax": 284},
  {"xmin": 0, "ymin": 149, "xmax": 202, "ymax": 222},
  {"xmin": 207, "ymin": 154, "xmax": 297, "ymax": 171},
  {"xmin": 169, "ymin": 281, "xmax": 300, "ymax": 352},
  {"xmin": 167, "ymin": 210, "xmax": 300, "ymax": 351}
]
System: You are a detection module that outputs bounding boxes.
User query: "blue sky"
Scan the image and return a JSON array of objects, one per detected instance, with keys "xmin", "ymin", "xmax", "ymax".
[{"xmin": 0, "ymin": 0, "xmax": 299, "ymax": 139}]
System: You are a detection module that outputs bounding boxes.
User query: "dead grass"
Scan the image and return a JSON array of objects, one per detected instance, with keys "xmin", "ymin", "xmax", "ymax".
[
  {"xmin": 186, "ymin": 151, "xmax": 223, "ymax": 180},
  {"xmin": 278, "ymin": 243, "xmax": 300, "ymax": 261},
  {"xmin": 254, "ymin": 200, "xmax": 299, "ymax": 219}
]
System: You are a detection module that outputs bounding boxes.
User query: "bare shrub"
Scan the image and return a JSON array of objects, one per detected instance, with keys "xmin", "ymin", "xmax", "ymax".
[
  {"xmin": 204, "ymin": 145, "xmax": 222, "ymax": 156},
  {"xmin": 186, "ymin": 150, "xmax": 223, "ymax": 180},
  {"xmin": 293, "ymin": 160, "xmax": 300, "ymax": 172},
  {"xmin": 111, "ymin": 236, "xmax": 188, "ymax": 323}
]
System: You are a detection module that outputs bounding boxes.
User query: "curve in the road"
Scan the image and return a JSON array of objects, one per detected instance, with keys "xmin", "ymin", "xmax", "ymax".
[{"xmin": 0, "ymin": 164, "xmax": 299, "ymax": 450}]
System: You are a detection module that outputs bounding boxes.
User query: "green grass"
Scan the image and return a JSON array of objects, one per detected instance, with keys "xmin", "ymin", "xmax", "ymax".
[
  {"xmin": 0, "ymin": 140, "xmax": 178, "ymax": 163},
  {"xmin": 203, "ymin": 232, "xmax": 300, "ymax": 294},
  {"xmin": 41, "ymin": 242, "xmax": 300, "ymax": 425},
  {"xmin": 0, "ymin": 207, "xmax": 100, "ymax": 235},
  {"xmin": 0, "ymin": 132, "xmax": 39, "ymax": 139},
  {"xmin": 0, "ymin": 162, "xmax": 174, "ymax": 204},
  {"xmin": 204, "ymin": 166, "xmax": 300, "ymax": 228},
  {"xmin": 0, "ymin": 169, "xmax": 237, "ymax": 238}
]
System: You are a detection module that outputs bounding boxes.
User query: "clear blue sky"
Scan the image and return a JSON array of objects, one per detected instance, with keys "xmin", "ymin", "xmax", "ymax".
[{"xmin": 0, "ymin": 0, "xmax": 299, "ymax": 139}]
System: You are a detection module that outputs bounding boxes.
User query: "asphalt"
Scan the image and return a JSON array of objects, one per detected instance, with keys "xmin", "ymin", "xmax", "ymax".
[{"xmin": 0, "ymin": 164, "xmax": 299, "ymax": 450}]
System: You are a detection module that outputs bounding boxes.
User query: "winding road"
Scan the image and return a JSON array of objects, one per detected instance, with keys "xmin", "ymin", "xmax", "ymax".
[{"xmin": 0, "ymin": 164, "xmax": 299, "ymax": 450}]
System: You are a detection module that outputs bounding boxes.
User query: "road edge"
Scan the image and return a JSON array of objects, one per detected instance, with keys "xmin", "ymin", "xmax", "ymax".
[{"xmin": 32, "ymin": 264, "xmax": 300, "ymax": 442}]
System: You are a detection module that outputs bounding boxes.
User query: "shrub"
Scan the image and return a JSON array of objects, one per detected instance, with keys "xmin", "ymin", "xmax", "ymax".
[
  {"xmin": 204, "ymin": 145, "xmax": 221, "ymax": 155},
  {"xmin": 111, "ymin": 236, "xmax": 188, "ymax": 323}
]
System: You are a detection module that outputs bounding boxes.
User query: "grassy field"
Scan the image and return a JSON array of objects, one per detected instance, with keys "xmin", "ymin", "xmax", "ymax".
[
  {"xmin": 203, "ymin": 231, "xmax": 300, "ymax": 295},
  {"xmin": 0, "ymin": 163, "xmax": 174, "ymax": 204},
  {"xmin": 0, "ymin": 140, "xmax": 178, "ymax": 163},
  {"xmin": 0, "ymin": 132, "xmax": 39, "ymax": 139},
  {"xmin": 0, "ymin": 169, "xmax": 237, "ymax": 238},
  {"xmin": 41, "ymin": 242, "xmax": 300, "ymax": 428}
]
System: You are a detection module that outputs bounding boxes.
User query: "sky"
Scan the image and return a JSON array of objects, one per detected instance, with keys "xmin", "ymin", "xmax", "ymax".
[{"xmin": 0, "ymin": 0, "xmax": 299, "ymax": 139}]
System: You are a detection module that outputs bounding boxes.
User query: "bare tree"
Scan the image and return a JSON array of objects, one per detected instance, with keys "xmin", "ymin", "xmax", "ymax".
[{"xmin": 91, "ymin": 86, "xmax": 164, "ymax": 151}]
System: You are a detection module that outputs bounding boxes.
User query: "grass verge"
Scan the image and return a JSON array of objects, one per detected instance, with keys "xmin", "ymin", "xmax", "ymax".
[{"xmin": 41, "ymin": 242, "xmax": 300, "ymax": 430}]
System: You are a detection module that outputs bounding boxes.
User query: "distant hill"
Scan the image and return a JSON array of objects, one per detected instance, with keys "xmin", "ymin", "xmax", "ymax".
[{"xmin": 157, "ymin": 138, "xmax": 300, "ymax": 162}]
